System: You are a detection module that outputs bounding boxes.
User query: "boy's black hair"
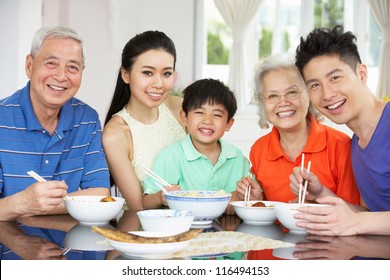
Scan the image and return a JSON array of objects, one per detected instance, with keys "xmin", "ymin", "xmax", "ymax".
[
  {"xmin": 295, "ymin": 25, "xmax": 362, "ymax": 78},
  {"xmin": 182, "ymin": 78, "xmax": 237, "ymax": 121}
]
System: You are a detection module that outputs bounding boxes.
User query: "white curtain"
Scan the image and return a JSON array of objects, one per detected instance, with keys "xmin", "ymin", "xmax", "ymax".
[
  {"xmin": 214, "ymin": 0, "xmax": 264, "ymax": 111},
  {"xmin": 368, "ymin": 0, "xmax": 390, "ymax": 98}
]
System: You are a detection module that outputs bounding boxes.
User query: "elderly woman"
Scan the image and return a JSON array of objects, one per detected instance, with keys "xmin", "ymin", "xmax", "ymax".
[{"xmin": 236, "ymin": 54, "xmax": 360, "ymax": 204}]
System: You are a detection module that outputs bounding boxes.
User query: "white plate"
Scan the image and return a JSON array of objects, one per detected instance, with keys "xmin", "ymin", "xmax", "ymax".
[
  {"xmin": 192, "ymin": 219, "xmax": 212, "ymax": 225},
  {"xmin": 106, "ymin": 231, "xmax": 190, "ymax": 258}
]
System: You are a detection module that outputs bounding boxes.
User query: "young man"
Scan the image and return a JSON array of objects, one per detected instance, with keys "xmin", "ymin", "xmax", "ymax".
[
  {"xmin": 142, "ymin": 78, "xmax": 250, "ymax": 213},
  {"xmin": 289, "ymin": 26, "xmax": 390, "ymax": 236},
  {"xmin": 0, "ymin": 26, "xmax": 110, "ymax": 221}
]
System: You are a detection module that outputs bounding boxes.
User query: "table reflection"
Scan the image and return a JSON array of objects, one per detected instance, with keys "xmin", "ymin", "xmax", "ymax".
[
  {"xmin": 0, "ymin": 215, "xmax": 107, "ymax": 260},
  {"xmin": 1, "ymin": 210, "xmax": 389, "ymax": 260}
]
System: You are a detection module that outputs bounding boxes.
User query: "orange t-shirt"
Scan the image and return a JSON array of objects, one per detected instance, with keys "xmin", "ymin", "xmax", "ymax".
[{"xmin": 250, "ymin": 115, "xmax": 360, "ymax": 204}]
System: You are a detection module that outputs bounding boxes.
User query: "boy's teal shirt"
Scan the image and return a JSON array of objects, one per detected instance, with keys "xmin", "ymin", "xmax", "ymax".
[{"xmin": 143, "ymin": 134, "xmax": 250, "ymax": 194}]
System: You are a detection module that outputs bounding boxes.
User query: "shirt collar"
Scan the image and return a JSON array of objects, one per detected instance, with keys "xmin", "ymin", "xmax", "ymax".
[
  {"xmin": 268, "ymin": 114, "xmax": 326, "ymax": 160},
  {"xmin": 181, "ymin": 134, "xmax": 238, "ymax": 161},
  {"xmin": 20, "ymin": 81, "xmax": 75, "ymax": 133}
]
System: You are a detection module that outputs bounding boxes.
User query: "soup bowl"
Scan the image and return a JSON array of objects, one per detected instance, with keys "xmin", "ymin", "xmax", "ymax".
[
  {"xmin": 65, "ymin": 196, "xmax": 125, "ymax": 226},
  {"xmin": 165, "ymin": 190, "xmax": 231, "ymax": 225},
  {"xmin": 274, "ymin": 202, "xmax": 330, "ymax": 235}
]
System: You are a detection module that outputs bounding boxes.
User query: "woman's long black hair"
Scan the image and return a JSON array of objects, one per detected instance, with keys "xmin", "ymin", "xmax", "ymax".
[
  {"xmin": 104, "ymin": 30, "xmax": 177, "ymax": 126},
  {"xmin": 104, "ymin": 31, "xmax": 177, "ymax": 188}
]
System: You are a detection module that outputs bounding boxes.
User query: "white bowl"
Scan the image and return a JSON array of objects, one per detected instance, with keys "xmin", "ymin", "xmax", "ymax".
[
  {"xmin": 274, "ymin": 202, "xmax": 330, "ymax": 235},
  {"xmin": 64, "ymin": 223, "xmax": 114, "ymax": 251},
  {"xmin": 65, "ymin": 196, "xmax": 125, "ymax": 226},
  {"xmin": 230, "ymin": 200, "xmax": 278, "ymax": 225},
  {"xmin": 165, "ymin": 190, "xmax": 231, "ymax": 224},
  {"xmin": 137, "ymin": 209, "xmax": 195, "ymax": 234}
]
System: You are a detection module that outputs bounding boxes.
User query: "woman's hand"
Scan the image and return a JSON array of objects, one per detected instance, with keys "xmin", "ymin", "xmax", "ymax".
[
  {"xmin": 289, "ymin": 166, "xmax": 330, "ymax": 202},
  {"xmin": 236, "ymin": 176, "xmax": 263, "ymax": 201}
]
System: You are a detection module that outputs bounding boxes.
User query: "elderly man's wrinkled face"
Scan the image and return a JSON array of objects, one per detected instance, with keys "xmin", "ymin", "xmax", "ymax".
[{"xmin": 25, "ymin": 37, "xmax": 83, "ymax": 112}]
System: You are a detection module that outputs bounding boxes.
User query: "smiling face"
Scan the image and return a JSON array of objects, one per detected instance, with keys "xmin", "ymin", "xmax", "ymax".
[
  {"xmin": 122, "ymin": 49, "xmax": 175, "ymax": 109},
  {"xmin": 303, "ymin": 54, "xmax": 367, "ymax": 125},
  {"xmin": 25, "ymin": 37, "xmax": 83, "ymax": 113},
  {"xmin": 181, "ymin": 102, "xmax": 234, "ymax": 148},
  {"xmin": 261, "ymin": 68, "xmax": 309, "ymax": 131}
]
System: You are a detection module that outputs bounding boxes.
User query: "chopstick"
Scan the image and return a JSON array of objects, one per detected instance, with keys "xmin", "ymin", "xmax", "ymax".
[
  {"xmin": 62, "ymin": 247, "xmax": 71, "ymax": 256},
  {"xmin": 139, "ymin": 164, "xmax": 170, "ymax": 194},
  {"xmin": 244, "ymin": 184, "xmax": 251, "ymax": 207},
  {"xmin": 300, "ymin": 161, "xmax": 312, "ymax": 206},
  {"xmin": 153, "ymin": 182, "xmax": 169, "ymax": 195},
  {"xmin": 27, "ymin": 170, "xmax": 73, "ymax": 200},
  {"xmin": 298, "ymin": 153, "xmax": 305, "ymax": 205},
  {"xmin": 27, "ymin": 170, "xmax": 46, "ymax": 183}
]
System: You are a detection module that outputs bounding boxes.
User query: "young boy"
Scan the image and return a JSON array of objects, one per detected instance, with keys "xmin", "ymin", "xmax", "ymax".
[{"xmin": 142, "ymin": 78, "xmax": 250, "ymax": 213}]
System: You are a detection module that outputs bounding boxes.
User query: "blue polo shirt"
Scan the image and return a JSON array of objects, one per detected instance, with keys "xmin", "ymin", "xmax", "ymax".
[
  {"xmin": 143, "ymin": 134, "xmax": 250, "ymax": 194},
  {"xmin": 0, "ymin": 82, "xmax": 110, "ymax": 197}
]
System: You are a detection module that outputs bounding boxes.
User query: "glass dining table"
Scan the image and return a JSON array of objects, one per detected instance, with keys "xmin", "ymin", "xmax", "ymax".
[{"xmin": 1, "ymin": 209, "xmax": 390, "ymax": 261}]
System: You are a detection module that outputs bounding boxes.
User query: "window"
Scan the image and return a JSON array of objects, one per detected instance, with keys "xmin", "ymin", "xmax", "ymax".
[
  {"xmin": 257, "ymin": 0, "xmax": 302, "ymax": 58},
  {"xmin": 314, "ymin": 0, "xmax": 344, "ymax": 28},
  {"xmin": 203, "ymin": 1, "xmax": 230, "ymax": 85},
  {"xmin": 203, "ymin": 0, "xmax": 382, "ymax": 112}
]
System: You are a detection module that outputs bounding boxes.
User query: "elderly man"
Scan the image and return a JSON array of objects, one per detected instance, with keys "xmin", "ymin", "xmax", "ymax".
[{"xmin": 0, "ymin": 26, "xmax": 110, "ymax": 221}]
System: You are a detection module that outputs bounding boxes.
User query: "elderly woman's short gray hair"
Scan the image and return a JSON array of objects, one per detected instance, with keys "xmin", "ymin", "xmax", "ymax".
[
  {"xmin": 253, "ymin": 53, "xmax": 322, "ymax": 129},
  {"xmin": 30, "ymin": 26, "xmax": 86, "ymax": 68}
]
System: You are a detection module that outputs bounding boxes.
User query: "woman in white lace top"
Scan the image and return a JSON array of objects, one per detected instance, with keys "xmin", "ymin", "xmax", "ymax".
[{"xmin": 103, "ymin": 31, "xmax": 186, "ymax": 210}]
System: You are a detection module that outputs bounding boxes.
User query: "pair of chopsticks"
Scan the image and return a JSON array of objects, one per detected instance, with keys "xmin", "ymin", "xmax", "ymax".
[
  {"xmin": 139, "ymin": 164, "xmax": 170, "ymax": 194},
  {"xmin": 27, "ymin": 170, "xmax": 47, "ymax": 183},
  {"xmin": 298, "ymin": 153, "xmax": 312, "ymax": 206},
  {"xmin": 244, "ymin": 185, "xmax": 251, "ymax": 207},
  {"xmin": 244, "ymin": 173, "xmax": 252, "ymax": 206},
  {"xmin": 61, "ymin": 247, "xmax": 71, "ymax": 256},
  {"xmin": 27, "ymin": 170, "xmax": 72, "ymax": 256},
  {"xmin": 27, "ymin": 170, "xmax": 73, "ymax": 200}
]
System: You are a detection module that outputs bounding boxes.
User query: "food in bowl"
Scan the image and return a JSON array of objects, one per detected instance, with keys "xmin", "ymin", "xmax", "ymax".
[
  {"xmin": 274, "ymin": 202, "xmax": 330, "ymax": 234},
  {"xmin": 230, "ymin": 200, "xmax": 278, "ymax": 225},
  {"xmin": 171, "ymin": 189, "xmax": 228, "ymax": 197},
  {"xmin": 65, "ymin": 195, "xmax": 125, "ymax": 226},
  {"xmin": 137, "ymin": 209, "xmax": 195, "ymax": 234},
  {"xmin": 165, "ymin": 190, "xmax": 231, "ymax": 224},
  {"xmin": 251, "ymin": 201, "xmax": 266, "ymax": 207},
  {"xmin": 100, "ymin": 196, "xmax": 116, "ymax": 202}
]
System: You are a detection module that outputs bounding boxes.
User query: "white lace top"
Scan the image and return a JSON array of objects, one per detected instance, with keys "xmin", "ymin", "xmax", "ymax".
[{"xmin": 114, "ymin": 103, "xmax": 186, "ymax": 189}]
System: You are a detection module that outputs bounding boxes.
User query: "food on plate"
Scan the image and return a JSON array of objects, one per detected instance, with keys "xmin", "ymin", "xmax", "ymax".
[
  {"xmin": 100, "ymin": 196, "xmax": 116, "ymax": 202},
  {"xmin": 91, "ymin": 226, "xmax": 202, "ymax": 243}
]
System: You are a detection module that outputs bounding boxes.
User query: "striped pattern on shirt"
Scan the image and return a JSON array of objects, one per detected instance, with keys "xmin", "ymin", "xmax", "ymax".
[{"xmin": 0, "ymin": 82, "xmax": 110, "ymax": 197}]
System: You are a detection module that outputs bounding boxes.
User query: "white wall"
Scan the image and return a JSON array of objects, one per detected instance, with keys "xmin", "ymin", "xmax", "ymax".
[{"xmin": 0, "ymin": 0, "xmax": 42, "ymax": 98}]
